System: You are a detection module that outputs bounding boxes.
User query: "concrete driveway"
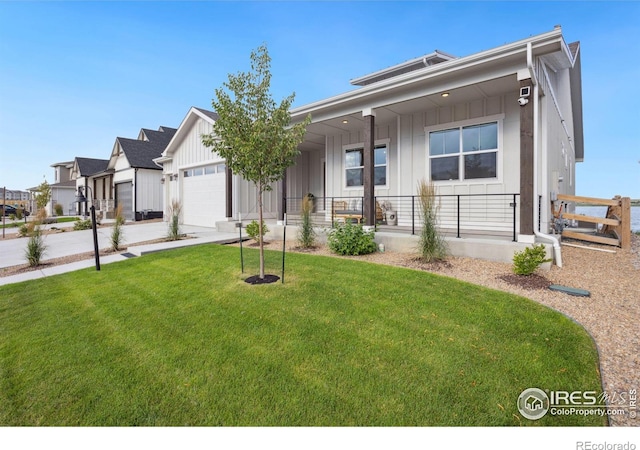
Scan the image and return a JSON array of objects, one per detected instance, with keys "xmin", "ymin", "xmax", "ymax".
[{"xmin": 0, "ymin": 220, "xmax": 234, "ymax": 269}]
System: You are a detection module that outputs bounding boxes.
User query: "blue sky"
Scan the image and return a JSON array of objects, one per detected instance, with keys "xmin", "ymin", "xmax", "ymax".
[{"xmin": 0, "ymin": 1, "xmax": 638, "ymax": 199}]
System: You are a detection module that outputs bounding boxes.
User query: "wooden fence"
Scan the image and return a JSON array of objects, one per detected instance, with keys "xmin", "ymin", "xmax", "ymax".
[{"xmin": 557, "ymin": 194, "xmax": 631, "ymax": 250}]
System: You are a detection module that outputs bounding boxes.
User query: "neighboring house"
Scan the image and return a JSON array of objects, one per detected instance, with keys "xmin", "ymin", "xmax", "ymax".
[
  {"xmin": 1, "ymin": 188, "xmax": 30, "ymax": 211},
  {"xmin": 48, "ymin": 161, "xmax": 76, "ymax": 215},
  {"xmin": 287, "ymin": 26, "xmax": 582, "ymax": 248},
  {"xmin": 1, "ymin": 189, "xmax": 30, "ymax": 202},
  {"xmin": 70, "ymin": 157, "xmax": 110, "ymax": 216},
  {"xmin": 154, "ymin": 107, "xmax": 279, "ymax": 227},
  {"xmin": 99, "ymin": 126, "xmax": 176, "ymax": 221}
]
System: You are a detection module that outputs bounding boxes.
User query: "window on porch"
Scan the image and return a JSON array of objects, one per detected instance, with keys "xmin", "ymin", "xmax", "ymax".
[
  {"xmin": 429, "ymin": 121, "xmax": 498, "ymax": 181},
  {"xmin": 345, "ymin": 144, "xmax": 387, "ymax": 188}
]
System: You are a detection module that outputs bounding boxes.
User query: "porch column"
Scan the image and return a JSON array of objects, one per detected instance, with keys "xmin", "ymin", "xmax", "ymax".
[
  {"xmin": 278, "ymin": 169, "xmax": 287, "ymax": 222},
  {"xmin": 519, "ymin": 79, "xmax": 535, "ymax": 236},
  {"xmin": 363, "ymin": 108, "xmax": 376, "ymax": 226},
  {"xmin": 225, "ymin": 166, "xmax": 233, "ymax": 219}
]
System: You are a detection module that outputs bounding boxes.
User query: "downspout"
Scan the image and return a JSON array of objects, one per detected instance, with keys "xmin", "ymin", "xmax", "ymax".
[
  {"xmin": 528, "ymin": 42, "xmax": 562, "ymax": 267},
  {"xmin": 134, "ymin": 168, "xmax": 138, "ymax": 222}
]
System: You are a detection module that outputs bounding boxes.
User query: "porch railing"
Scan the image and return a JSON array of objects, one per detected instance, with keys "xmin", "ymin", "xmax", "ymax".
[{"xmin": 284, "ymin": 193, "xmax": 520, "ymax": 241}]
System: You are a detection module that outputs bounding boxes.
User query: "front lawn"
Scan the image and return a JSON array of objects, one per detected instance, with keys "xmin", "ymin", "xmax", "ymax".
[{"xmin": 0, "ymin": 245, "xmax": 605, "ymax": 426}]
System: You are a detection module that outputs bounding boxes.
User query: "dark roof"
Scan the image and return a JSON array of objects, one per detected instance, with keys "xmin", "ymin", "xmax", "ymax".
[
  {"xmin": 75, "ymin": 157, "xmax": 109, "ymax": 177},
  {"xmin": 117, "ymin": 127, "xmax": 176, "ymax": 170},
  {"xmin": 50, "ymin": 179, "xmax": 77, "ymax": 189},
  {"xmin": 194, "ymin": 107, "xmax": 219, "ymax": 121}
]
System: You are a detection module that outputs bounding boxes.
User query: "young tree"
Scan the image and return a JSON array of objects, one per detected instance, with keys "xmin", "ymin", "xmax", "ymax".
[
  {"xmin": 34, "ymin": 179, "xmax": 52, "ymax": 212},
  {"xmin": 203, "ymin": 44, "xmax": 311, "ymax": 280}
]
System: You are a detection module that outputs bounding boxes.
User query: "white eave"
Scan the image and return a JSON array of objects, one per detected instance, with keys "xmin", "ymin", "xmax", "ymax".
[
  {"xmin": 349, "ymin": 50, "xmax": 457, "ymax": 86},
  {"xmin": 290, "ymin": 27, "xmax": 568, "ymax": 123}
]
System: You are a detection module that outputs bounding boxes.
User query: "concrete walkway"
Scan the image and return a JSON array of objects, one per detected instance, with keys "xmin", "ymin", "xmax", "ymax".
[{"xmin": 0, "ymin": 221, "xmax": 241, "ymax": 286}]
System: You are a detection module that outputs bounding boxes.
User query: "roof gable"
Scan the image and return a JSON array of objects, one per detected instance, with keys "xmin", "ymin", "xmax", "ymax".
[
  {"xmin": 111, "ymin": 126, "xmax": 177, "ymax": 170},
  {"xmin": 158, "ymin": 107, "xmax": 218, "ymax": 160}
]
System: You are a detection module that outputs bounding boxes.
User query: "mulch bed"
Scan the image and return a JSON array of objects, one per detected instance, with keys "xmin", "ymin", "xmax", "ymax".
[{"xmin": 497, "ymin": 273, "xmax": 551, "ymax": 290}]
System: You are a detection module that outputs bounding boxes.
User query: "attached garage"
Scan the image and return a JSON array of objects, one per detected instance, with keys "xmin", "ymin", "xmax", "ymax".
[
  {"xmin": 115, "ymin": 182, "xmax": 133, "ymax": 221},
  {"xmin": 182, "ymin": 162, "xmax": 227, "ymax": 227}
]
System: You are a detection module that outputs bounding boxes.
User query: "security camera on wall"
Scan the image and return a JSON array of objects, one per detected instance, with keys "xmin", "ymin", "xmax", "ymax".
[{"xmin": 518, "ymin": 86, "xmax": 530, "ymax": 106}]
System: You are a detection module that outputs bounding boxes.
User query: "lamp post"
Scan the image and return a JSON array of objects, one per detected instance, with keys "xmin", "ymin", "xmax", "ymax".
[{"xmin": 75, "ymin": 186, "xmax": 100, "ymax": 271}]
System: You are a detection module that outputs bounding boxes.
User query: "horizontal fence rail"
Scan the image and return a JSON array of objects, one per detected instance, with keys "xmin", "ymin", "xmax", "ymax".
[{"xmin": 285, "ymin": 194, "xmax": 520, "ymax": 241}]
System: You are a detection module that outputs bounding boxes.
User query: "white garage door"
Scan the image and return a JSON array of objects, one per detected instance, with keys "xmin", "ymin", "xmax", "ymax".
[{"xmin": 182, "ymin": 163, "xmax": 226, "ymax": 227}]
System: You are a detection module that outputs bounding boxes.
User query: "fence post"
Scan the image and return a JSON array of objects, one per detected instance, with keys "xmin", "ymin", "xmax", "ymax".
[
  {"xmin": 457, "ymin": 195, "xmax": 461, "ymax": 238},
  {"xmin": 331, "ymin": 196, "xmax": 335, "ymax": 228},
  {"xmin": 620, "ymin": 197, "xmax": 631, "ymax": 250},
  {"xmin": 411, "ymin": 195, "xmax": 415, "ymax": 235},
  {"xmin": 513, "ymin": 194, "xmax": 517, "ymax": 242}
]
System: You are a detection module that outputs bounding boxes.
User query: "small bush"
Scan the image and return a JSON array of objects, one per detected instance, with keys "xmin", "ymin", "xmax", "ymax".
[
  {"xmin": 246, "ymin": 220, "xmax": 269, "ymax": 242},
  {"xmin": 297, "ymin": 195, "xmax": 316, "ymax": 248},
  {"xmin": 513, "ymin": 244, "xmax": 552, "ymax": 275},
  {"xmin": 167, "ymin": 200, "xmax": 182, "ymax": 241},
  {"xmin": 110, "ymin": 204, "xmax": 125, "ymax": 251},
  {"xmin": 417, "ymin": 179, "xmax": 447, "ymax": 262},
  {"xmin": 15, "ymin": 208, "xmax": 23, "ymax": 220},
  {"xmin": 54, "ymin": 203, "xmax": 64, "ymax": 216},
  {"xmin": 74, "ymin": 219, "xmax": 92, "ymax": 231},
  {"xmin": 18, "ymin": 224, "xmax": 30, "ymax": 237},
  {"xmin": 25, "ymin": 228, "xmax": 47, "ymax": 267},
  {"xmin": 328, "ymin": 221, "xmax": 377, "ymax": 256},
  {"xmin": 9, "ymin": 214, "xmax": 16, "ymax": 221}
]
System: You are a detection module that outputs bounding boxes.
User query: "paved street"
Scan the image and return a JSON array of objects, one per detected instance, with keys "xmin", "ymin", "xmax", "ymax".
[{"xmin": 0, "ymin": 220, "xmax": 235, "ymax": 269}]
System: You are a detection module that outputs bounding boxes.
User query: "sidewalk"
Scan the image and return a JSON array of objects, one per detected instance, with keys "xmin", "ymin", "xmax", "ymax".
[{"xmin": 0, "ymin": 221, "xmax": 241, "ymax": 286}]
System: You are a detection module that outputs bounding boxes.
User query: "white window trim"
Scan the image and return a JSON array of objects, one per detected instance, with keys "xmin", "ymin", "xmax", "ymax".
[
  {"xmin": 342, "ymin": 138, "xmax": 390, "ymax": 190},
  {"xmin": 425, "ymin": 114, "xmax": 504, "ymax": 185},
  {"xmin": 180, "ymin": 161, "xmax": 226, "ymax": 178}
]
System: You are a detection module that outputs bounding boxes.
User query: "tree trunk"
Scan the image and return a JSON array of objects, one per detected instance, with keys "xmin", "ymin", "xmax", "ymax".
[{"xmin": 258, "ymin": 182, "xmax": 265, "ymax": 279}]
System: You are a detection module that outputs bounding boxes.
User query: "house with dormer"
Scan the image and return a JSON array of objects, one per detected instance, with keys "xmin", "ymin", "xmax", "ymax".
[
  {"xmin": 48, "ymin": 160, "xmax": 76, "ymax": 215},
  {"xmin": 154, "ymin": 27, "xmax": 582, "ymax": 265}
]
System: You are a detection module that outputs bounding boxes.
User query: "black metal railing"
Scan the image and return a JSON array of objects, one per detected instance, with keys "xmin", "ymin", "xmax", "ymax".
[{"xmin": 285, "ymin": 193, "xmax": 520, "ymax": 241}]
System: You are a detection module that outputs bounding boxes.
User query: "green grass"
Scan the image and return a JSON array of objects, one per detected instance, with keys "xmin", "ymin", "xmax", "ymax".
[
  {"xmin": 0, "ymin": 222, "xmax": 19, "ymax": 229},
  {"xmin": 0, "ymin": 245, "xmax": 605, "ymax": 426},
  {"xmin": 0, "ymin": 217, "xmax": 77, "ymax": 229}
]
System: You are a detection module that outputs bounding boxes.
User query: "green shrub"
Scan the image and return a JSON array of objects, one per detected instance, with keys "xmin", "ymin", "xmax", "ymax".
[
  {"xmin": 73, "ymin": 219, "xmax": 92, "ymax": 231},
  {"xmin": 417, "ymin": 179, "xmax": 447, "ymax": 262},
  {"xmin": 513, "ymin": 244, "xmax": 552, "ymax": 275},
  {"xmin": 9, "ymin": 214, "xmax": 16, "ymax": 221},
  {"xmin": 245, "ymin": 220, "xmax": 269, "ymax": 242},
  {"xmin": 297, "ymin": 195, "xmax": 316, "ymax": 248},
  {"xmin": 54, "ymin": 203, "xmax": 64, "ymax": 216},
  {"xmin": 15, "ymin": 208, "xmax": 23, "ymax": 220},
  {"xmin": 25, "ymin": 228, "xmax": 47, "ymax": 267},
  {"xmin": 18, "ymin": 224, "xmax": 29, "ymax": 237},
  {"xmin": 328, "ymin": 221, "xmax": 377, "ymax": 256}
]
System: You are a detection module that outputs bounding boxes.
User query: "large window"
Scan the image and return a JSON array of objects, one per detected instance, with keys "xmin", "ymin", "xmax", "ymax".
[
  {"xmin": 345, "ymin": 144, "xmax": 387, "ymax": 187},
  {"xmin": 429, "ymin": 121, "xmax": 498, "ymax": 181}
]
